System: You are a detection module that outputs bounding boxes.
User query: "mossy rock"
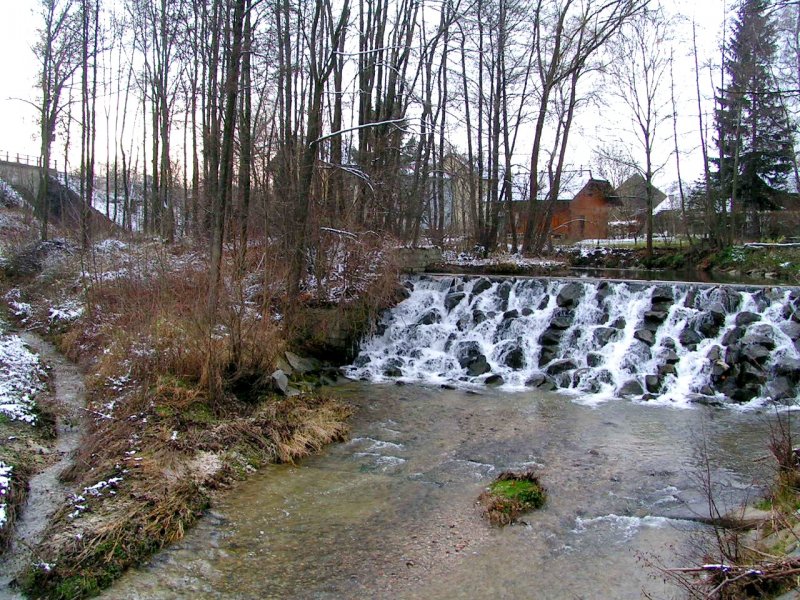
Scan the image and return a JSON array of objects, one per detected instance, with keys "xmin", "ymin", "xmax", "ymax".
[{"xmin": 478, "ymin": 470, "xmax": 546, "ymax": 526}]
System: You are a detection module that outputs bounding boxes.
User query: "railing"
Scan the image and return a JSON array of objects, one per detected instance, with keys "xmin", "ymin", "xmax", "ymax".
[{"xmin": 0, "ymin": 151, "xmax": 58, "ymax": 171}]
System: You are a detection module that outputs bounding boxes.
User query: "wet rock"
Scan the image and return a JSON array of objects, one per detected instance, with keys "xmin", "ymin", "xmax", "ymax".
[
  {"xmin": 688, "ymin": 394, "xmax": 725, "ymax": 407},
  {"xmin": 651, "ymin": 286, "xmax": 674, "ymax": 303},
  {"xmin": 741, "ymin": 344, "xmax": 771, "ymax": 364},
  {"xmin": 662, "ymin": 349, "xmax": 680, "ymax": 365},
  {"xmin": 383, "ymin": 358, "xmax": 404, "ymax": 378},
  {"xmin": 706, "ymin": 345, "xmax": 723, "ymax": 363},
  {"xmin": 352, "ymin": 354, "xmax": 371, "ymax": 368},
  {"xmin": 473, "ymin": 310, "xmax": 487, "ymax": 324},
  {"xmin": 471, "ymin": 278, "xmax": 493, "ymax": 296},
  {"xmin": 743, "ymin": 324, "xmax": 776, "ymax": 349},
  {"xmin": 537, "ymin": 296, "xmax": 550, "ymax": 311},
  {"xmin": 502, "ymin": 346, "xmax": 526, "ymax": 370},
  {"xmin": 496, "ymin": 281, "xmax": 512, "ymax": 310},
  {"xmin": 645, "ymin": 374, "xmax": 662, "ymax": 393},
  {"xmin": 658, "ymin": 364, "xmax": 677, "ymax": 377},
  {"xmin": 587, "ymin": 352, "xmax": 604, "ymax": 367},
  {"xmin": 634, "ymin": 328, "xmax": 655, "ymax": 346},
  {"xmin": 776, "ymin": 356, "xmax": 800, "ymax": 382},
  {"xmin": 593, "ymin": 327, "xmax": 618, "ymax": 347},
  {"xmin": 503, "ymin": 309, "xmax": 520, "ymax": 321},
  {"xmin": 444, "ymin": 292, "xmax": 466, "ymax": 312},
  {"xmin": 618, "ymin": 379, "xmax": 644, "ymax": 397},
  {"xmin": 418, "ymin": 309, "xmax": 441, "ymax": 326},
  {"xmin": 538, "ymin": 347, "xmax": 557, "ymax": 366},
  {"xmin": 521, "ymin": 307, "xmax": 533, "ymax": 317},
  {"xmin": 766, "ymin": 377, "xmax": 794, "ymax": 402},
  {"xmin": 403, "ymin": 280, "xmax": 415, "ymax": 291},
  {"xmin": 679, "ymin": 328, "xmax": 703, "ymax": 348},
  {"xmin": 396, "ymin": 286, "xmax": 411, "ymax": 301},
  {"xmin": 539, "ymin": 328, "xmax": 562, "ymax": 346},
  {"xmin": 556, "ymin": 282, "xmax": 584, "ymax": 308},
  {"xmin": 716, "ymin": 288, "xmax": 742, "ymax": 313},
  {"xmin": 780, "ymin": 320, "xmax": 800, "ymax": 341},
  {"xmin": 596, "ymin": 281, "xmax": 614, "ymax": 303},
  {"xmin": 485, "ymin": 374, "xmax": 505, "ymax": 386},
  {"xmin": 525, "ymin": 373, "xmax": 556, "ymax": 391},
  {"xmin": 697, "ymin": 306, "xmax": 725, "ymax": 338},
  {"xmin": 722, "ymin": 326, "xmax": 746, "ymax": 347},
  {"xmin": 546, "ymin": 359, "xmax": 577, "ymax": 376},
  {"xmin": 740, "ymin": 362, "xmax": 767, "ymax": 384},
  {"xmin": 550, "ymin": 309, "xmax": 574, "ymax": 330},
  {"xmin": 610, "ymin": 317, "xmax": 626, "ymax": 330},
  {"xmin": 467, "ymin": 356, "xmax": 491, "ymax": 376},
  {"xmin": 644, "ymin": 310, "xmax": 669, "ymax": 325},
  {"xmin": 710, "ymin": 360, "xmax": 731, "ymax": 381},
  {"xmin": 735, "ymin": 311, "xmax": 761, "ymax": 327},
  {"xmin": 285, "ymin": 351, "xmax": 322, "ymax": 374}
]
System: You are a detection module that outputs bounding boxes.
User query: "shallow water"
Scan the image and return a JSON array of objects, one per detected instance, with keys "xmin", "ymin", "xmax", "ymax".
[{"xmin": 104, "ymin": 382, "xmax": 783, "ymax": 600}]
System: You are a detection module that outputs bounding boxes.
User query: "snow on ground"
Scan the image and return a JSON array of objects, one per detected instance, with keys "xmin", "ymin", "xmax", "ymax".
[
  {"xmin": 0, "ymin": 461, "xmax": 11, "ymax": 528},
  {"xmin": 0, "ymin": 322, "xmax": 47, "ymax": 423},
  {"xmin": 0, "ymin": 178, "xmax": 23, "ymax": 208},
  {"xmin": 441, "ymin": 249, "xmax": 565, "ymax": 268}
]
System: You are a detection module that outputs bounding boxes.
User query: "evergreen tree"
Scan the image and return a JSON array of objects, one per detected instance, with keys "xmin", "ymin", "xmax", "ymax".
[{"xmin": 714, "ymin": 0, "xmax": 795, "ymax": 229}]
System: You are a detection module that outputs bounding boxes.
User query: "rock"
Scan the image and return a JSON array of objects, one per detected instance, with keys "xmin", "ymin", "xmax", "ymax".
[
  {"xmin": 679, "ymin": 328, "xmax": 703, "ymax": 348},
  {"xmin": 710, "ymin": 360, "xmax": 730, "ymax": 381},
  {"xmin": 740, "ymin": 361, "xmax": 767, "ymax": 384},
  {"xmin": 662, "ymin": 349, "xmax": 679, "ymax": 365},
  {"xmin": 503, "ymin": 309, "xmax": 519, "ymax": 321},
  {"xmin": 741, "ymin": 343, "xmax": 771, "ymax": 364},
  {"xmin": 521, "ymin": 307, "xmax": 533, "ymax": 317},
  {"xmin": 766, "ymin": 376, "xmax": 794, "ymax": 402},
  {"xmin": 715, "ymin": 288, "xmax": 742, "ymax": 313},
  {"xmin": 735, "ymin": 311, "xmax": 761, "ymax": 327},
  {"xmin": 539, "ymin": 328, "xmax": 562, "ymax": 346},
  {"xmin": 557, "ymin": 282, "xmax": 584, "ymax": 308},
  {"xmin": 537, "ymin": 296, "xmax": 550, "ymax": 311},
  {"xmin": 471, "ymin": 278, "xmax": 493, "ymax": 296},
  {"xmin": 610, "ymin": 317, "xmax": 626, "ymax": 330},
  {"xmin": 595, "ymin": 281, "xmax": 614, "ymax": 303},
  {"xmin": 456, "ymin": 341, "xmax": 482, "ymax": 367},
  {"xmin": 546, "ymin": 359, "xmax": 577, "ymax": 376},
  {"xmin": 525, "ymin": 373, "xmax": 547, "ymax": 387},
  {"xmin": 688, "ymin": 394, "xmax": 725, "ymax": 407},
  {"xmin": 706, "ymin": 345, "xmax": 723, "ymax": 363},
  {"xmin": 403, "ymin": 280, "xmax": 415, "ymax": 291},
  {"xmin": 473, "ymin": 310, "xmax": 487, "ymax": 324},
  {"xmin": 645, "ymin": 374, "xmax": 662, "ymax": 393},
  {"xmin": 285, "ymin": 351, "xmax": 322, "ymax": 374},
  {"xmin": 539, "ymin": 347, "xmax": 557, "ymax": 366},
  {"xmin": 485, "ymin": 374, "xmax": 505, "ymax": 386},
  {"xmin": 271, "ymin": 369, "xmax": 290, "ymax": 395},
  {"xmin": 587, "ymin": 352, "xmax": 604, "ymax": 367},
  {"xmin": 496, "ymin": 281, "xmax": 512, "ymax": 310},
  {"xmin": 634, "ymin": 328, "xmax": 655, "ymax": 346},
  {"xmin": 697, "ymin": 312, "xmax": 723, "ymax": 338},
  {"xmin": 658, "ymin": 364, "xmax": 677, "ymax": 377},
  {"xmin": 651, "ymin": 286, "xmax": 674, "ymax": 303},
  {"xmin": 275, "ymin": 355, "xmax": 294, "ymax": 377},
  {"xmin": 743, "ymin": 326, "xmax": 776, "ymax": 350},
  {"xmin": 444, "ymin": 292, "xmax": 466, "ymax": 312},
  {"xmin": 722, "ymin": 326, "xmax": 746, "ymax": 347},
  {"xmin": 780, "ymin": 320, "xmax": 800, "ymax": 341},
  {"xmin": 618, "ymin": 379, "xmax": 644, "ymax": 397},
  {"xmin": 593, "ymin": 327, "xmax": 618, "ymax": 347},
  {"xmin": 776, "ymin": 356, "xmax": 800, "ymax": 381},
  {"xmin": 417, "ymin": 309, "xmax": 441, "ymax": 326},
  {"xmin": 467, "ymin": 356, "xmax": 491, "ymax": 376},
  {"xmin": 502, "ymin": 346, "xmax": 526, "ymax": 370},
  {"xmin": 396, "ymin": 286, "xmax": 411, "ymax": 301},
  {"xmin": 550, "ymin": 309, "xmax": 574, "ymax": 330},
  {"xmin": 644, "ymin": 310, "xmax": 669, "ymax": 325}
]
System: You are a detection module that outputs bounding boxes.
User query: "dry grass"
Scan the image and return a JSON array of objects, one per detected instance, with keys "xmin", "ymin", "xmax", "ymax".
[{"xmin": 478, "ymin": 470, "xmax": 547, "ymax": 526}]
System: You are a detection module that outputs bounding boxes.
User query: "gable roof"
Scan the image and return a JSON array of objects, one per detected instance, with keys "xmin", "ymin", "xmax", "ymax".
[
  {"xmin": 574, "ymin": 178, "xmax": 620, "ymax": 204},
  {"xmin": 615, "ymin": 174, "xmax": 667, "ymax": 205}
]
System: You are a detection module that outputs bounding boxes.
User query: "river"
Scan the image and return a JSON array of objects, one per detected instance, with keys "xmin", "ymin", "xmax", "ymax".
[{"xmin": 104, "ymin": 381, "xmax": 782, "ymax": 599}]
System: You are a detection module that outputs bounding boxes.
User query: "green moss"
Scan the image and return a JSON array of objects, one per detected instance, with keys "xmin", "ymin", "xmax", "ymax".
[
  {"xmin": 489, "ymin": 478, "xmax": 547, "ymax": 510},
  {"xmin": 184, "ymin": 402, "xmax": 216, "ymax": 425}
]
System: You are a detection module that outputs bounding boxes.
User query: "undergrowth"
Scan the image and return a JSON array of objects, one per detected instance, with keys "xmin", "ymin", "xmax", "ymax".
[{"xmin": 478, "ymin": 470, "xmax": 546, "ymax": 526}]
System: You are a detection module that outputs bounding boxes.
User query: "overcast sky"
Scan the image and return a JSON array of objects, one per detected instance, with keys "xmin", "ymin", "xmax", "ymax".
[{"xmin": 0, "ymin": 0, "xmax": 731, "ymax": 192}]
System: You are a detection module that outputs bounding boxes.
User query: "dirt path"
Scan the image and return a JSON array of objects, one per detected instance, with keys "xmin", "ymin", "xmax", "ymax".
[{"xmin": 0, "ymin": 333, "xmax": 85, "ymax": 598}]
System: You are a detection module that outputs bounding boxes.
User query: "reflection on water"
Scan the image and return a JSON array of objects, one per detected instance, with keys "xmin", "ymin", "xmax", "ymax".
[{"xmin": 104, "ymin": 383, "xmax": 783, "ymax": 599}]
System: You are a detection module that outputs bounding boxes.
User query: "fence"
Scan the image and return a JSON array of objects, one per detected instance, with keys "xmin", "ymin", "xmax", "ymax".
[{"xmin": 0, "ymin": 151, "xmax": 57, "ymax": 171}]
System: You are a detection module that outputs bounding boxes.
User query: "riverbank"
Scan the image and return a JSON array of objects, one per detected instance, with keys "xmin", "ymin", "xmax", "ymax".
[{"xmin": 0, "ymin": 229, "xmax": 398, "ymax": 598}]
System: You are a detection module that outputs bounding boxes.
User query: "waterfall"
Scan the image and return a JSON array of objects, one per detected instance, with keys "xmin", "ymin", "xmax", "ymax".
[{"xmin": 345, "ymin": 275, "xmax": 800, "ymax": 408}]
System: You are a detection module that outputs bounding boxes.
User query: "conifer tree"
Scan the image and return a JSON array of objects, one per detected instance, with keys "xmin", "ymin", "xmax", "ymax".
[{"xmin": 714, "ymin": 0, "xmax": 795, "ymax": 240}]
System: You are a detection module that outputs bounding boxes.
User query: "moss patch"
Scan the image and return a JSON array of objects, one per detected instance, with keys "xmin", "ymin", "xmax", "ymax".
[{"xmin": 478, "ymin": 470, "xmax": 546, "ymax": 526}]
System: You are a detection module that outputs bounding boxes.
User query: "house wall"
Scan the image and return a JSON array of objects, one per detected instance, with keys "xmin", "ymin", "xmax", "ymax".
[{"xmin": 568, "ymin": 184, "xmax": 613, "ymax": 240}]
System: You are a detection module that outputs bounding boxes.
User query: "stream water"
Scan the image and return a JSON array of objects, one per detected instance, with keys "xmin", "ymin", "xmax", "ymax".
[{"xmin": 104, "ymin": 382, "xmax": 783, "ymax": 599}]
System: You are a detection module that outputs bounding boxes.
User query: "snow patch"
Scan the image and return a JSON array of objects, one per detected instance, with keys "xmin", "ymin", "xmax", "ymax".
[
  {"xmin": 0, "ymin": 330, "xmax": 47, "ymax": 423},
  {"xmin": 0, "ymin": 461, "xmax": 12, "ymax": 529}
]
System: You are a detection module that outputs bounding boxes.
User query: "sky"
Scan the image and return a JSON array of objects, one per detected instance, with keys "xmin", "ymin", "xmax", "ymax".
[{"xmin": 0, "ymin": 0, "xmax": 732, "ymax": 193}]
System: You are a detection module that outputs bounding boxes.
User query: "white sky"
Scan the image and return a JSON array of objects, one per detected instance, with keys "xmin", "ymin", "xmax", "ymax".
[{"xmin": 0, "ymin": 0, "xmax": 731, "ymax": 192}]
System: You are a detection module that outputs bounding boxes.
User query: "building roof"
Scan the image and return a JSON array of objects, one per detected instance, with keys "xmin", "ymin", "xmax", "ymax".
[
  {"xmin": 615, "ymin": 174, "xmax": 667, "ymax": 205},
  {"xmin": 575, "ymin": 178, "xmax": 620, "ymax": 204}
]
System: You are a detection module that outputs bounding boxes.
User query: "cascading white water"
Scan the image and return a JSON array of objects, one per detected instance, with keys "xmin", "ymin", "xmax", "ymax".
[{"xmin": 345, "ymin": 275, "xmax": 800, "ymax": 408}]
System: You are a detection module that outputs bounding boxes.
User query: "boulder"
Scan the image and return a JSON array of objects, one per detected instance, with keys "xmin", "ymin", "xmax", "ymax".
[
  {"xmin": 444, "ymin": 292, "xmax": 466, "ymax": 312},
  {"xmin": 593, "ymin": 327, "xmax": 618, "ymax": 347},
  {"xmin": 644, "ymin": 310, "xmax": 669, "ymax": 325},
  {"xmin": 662, "ymin": 349, "xmax": 680, "ymax": 365},
  {"xmin": 285, "ymin": 351, "xmax": 322, "ymax": 374},
  {"xmin": 595, "ymin": 281, "xmax": 614, "ymax": 303},
  {"xmin": 546, "ymin": 359, "xmax": 577, "ymax": 376},
  {"xmin": 471, "ymin": 277, "xmax": 493, "ymax": 296},
  {"xmin": 609, "ymin": 316, "xmax": 626, "ymax": 330},
  {"xmin": 766, "ymin": 376, "xmax": 794, "ymax": 402},
  {"xmin": 550, "ymin": 309, "xmax": 575, "ymax": 330},
  {"xmin": 658, "ymin": 364, "xmax": 677, "ymax": 377},
  {"xmin": 557, "ymin": 282, "xmax": 584, "ymax": 308},
  {"xmin": 521, "ymin": 307, "xmax": 533, "ymax": 317},
  {"xmin": 740, "ymin": 361, "xmax": 767, "ymax": 384},
  {"xmin": 525, "ymin": 373, "xmax": 557, "ymax": 391},
  {"xmin": 496, "ymin": 281, "xmax": 512, "ymax": 310},
  {"xmin": 537, "ymin": 296, "xmax": 550, "ymax": 311},
  {"xmin": 485, "ymin": 374, "xmax": 505, "ymax": 386},
  {"xmin": 539, "ymin": 347, "xmax": 557, "ymax": 367},
  {"xmin": 706, "ymin": 345, "xmax": 723, "ymax": 363},
  {"xmin": 539, "ymin": 328, "xmax": 562, "ymax": 346},
  {"xmin": 688, "ymin": 394, "xmax": 725, "ymax": 408},
  {"xmin": 651, "ymin": 286, "xmax": 674, "ymax": 303},
  {"xmin": 710, "ymin": 360, "xmax": 731, "ymax": 381},
  {"xmin": 780, "ymin": 320, "xmax": 800, "ymax": 341},
  {"xmin": 467, "ymin": 356, "xmax": 491, "ymax": 376},
  {"xmin": 502, "ymin": 345, "xmax": 526, "ymax": 370},
  {"xmin": 741, "ymin": 343, "xmax": 771, "ymax": 364},
  {"xmin": 473, "ymin": 310, "xmax": 487, "ymax": 324},
  {"xmin": 775, "ymin": 356, "xmax": 800, "ymax": 382},
  {"xmin": 735, "ymin": 311, "xmax": 761, "ymax": 327},
  {"xmin": 456, "ymin": 341, "xmax": 483, "ymax": 368},
  {"xmin": 383, "ymin": 358, "xmax": 404, "ymax": 378},
  {"xmin": 645, "ymin": 374, "xmax": 662, "ymax": 393},
  {"xmin": 721, "ymin": 326, "xmax": 746, "ymax": 347},
  {"xmin": 618, "ymin": 379, "xmax": 644, "ymax": 397},
  {"xmin": 271, "ymin": 369, "xmax": 290, "ymax": 395},
  {"xmin": 587, "ymin": 352, "xmax": 604, "ymax": 367},
  {"xmin": 417, "ymin": 309, "xmax": 441, "ymax": 326},
  {"xmin": 679, "ymin": 328, "xmax": 703, "ymax": 348},
  {"xmin": 634, "ymin": 328, "xmax": 655, "ymax": 346}
]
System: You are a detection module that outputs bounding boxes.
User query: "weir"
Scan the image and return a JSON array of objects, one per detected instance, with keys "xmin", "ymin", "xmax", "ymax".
[{"xmin": 346, "ymin": 275, "xmax": 800, "ymax": 407}]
